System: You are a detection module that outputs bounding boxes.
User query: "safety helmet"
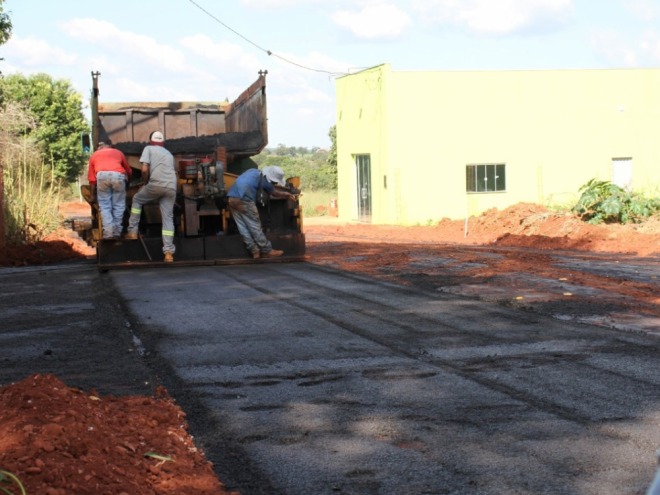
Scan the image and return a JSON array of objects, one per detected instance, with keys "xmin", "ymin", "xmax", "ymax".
[
  {"xmin": 150, "ymin": 131, "xmax": 165, "ymax": 143},
  {"xmin": 262, "ymin": 166, "xmax": 286, "ymax": 187}
]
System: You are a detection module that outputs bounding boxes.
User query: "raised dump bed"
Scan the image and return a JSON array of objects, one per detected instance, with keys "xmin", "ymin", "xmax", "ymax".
[{"xmin": 83, "ymin": 72, "xmax": 305, "ymax": 269}]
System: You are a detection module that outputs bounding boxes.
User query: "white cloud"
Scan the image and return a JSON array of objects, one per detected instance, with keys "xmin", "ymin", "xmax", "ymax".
[
  {"xmin": 3, "ymin": 35, "xmax": 77, "ymax": 67},
  {"xmin": 262, "ymin": 56, "xmax": 336, "ymax": 106},
  {"xmin": 623, "ymin": 0, "xmax": 660, "ymax": 21},
  {"xmin": 269, "ymin": 49, "xmax": 350, "ymax": 77},
  {"xmin": 411, "ymin": 0, "xmax": 574, "ymax": 36},
  {"xmin": 274, "ymin": 78, "xmax": 334, "ymax": 104},
  {"xmin": 590, "ymin": 27, "xmax": 660, "ymax": 66},
  {"xmin": 332, "ymin": 3, "xmax": 412, "ymax": 40},
  {"xmin": 240, "ymin": 0, "xmax": 330, "ymax": 6},
  {"xmin": 61, "ymin": 18, "xmax": 188, "ymax": 73},
  {"xmin": 590, "ymin": 29, "xmax": 639, "ymax": 66},
  {"xmin": 179, "ymin": 34, "xmax": 261, "ymax": 74},
  {"xmin": 638, "ymin": 30, "xmax": 660, "ymax": 62},
  {"xmin": 84, "ymin": 55, "xmax": 122, "ymax": 77},
  {"xmin": 113, "ymin": 77, "xmax": 199, "ymax": 102}
]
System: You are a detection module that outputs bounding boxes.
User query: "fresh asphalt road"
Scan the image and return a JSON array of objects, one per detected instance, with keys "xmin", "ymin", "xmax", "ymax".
[{"xmin": 109, "ymin": 261, "xmax": 660, "ymax": 495}]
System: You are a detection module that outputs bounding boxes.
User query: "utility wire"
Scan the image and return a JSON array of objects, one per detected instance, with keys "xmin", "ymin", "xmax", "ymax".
[{"xmin": 187, "ymin": 0, "xmax": 346, "ymax": 77}]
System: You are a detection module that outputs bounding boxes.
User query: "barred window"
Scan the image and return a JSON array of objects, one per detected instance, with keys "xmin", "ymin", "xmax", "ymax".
[{"xmin": 466, "ymin": 164, "xmax": 506, "ymax": 193}]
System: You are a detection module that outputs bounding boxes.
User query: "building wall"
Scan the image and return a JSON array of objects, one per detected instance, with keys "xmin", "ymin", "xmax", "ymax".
[
  {"xmin": 335, "ymin": 64, "xmax": 660, "ymax": 225},
  {"xmin": 335, "ymin": 65, "xmax": 389, "ymax": 224}
]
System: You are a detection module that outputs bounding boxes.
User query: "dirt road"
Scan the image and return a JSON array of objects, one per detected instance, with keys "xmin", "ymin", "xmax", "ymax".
[{"xmin": 307, "ymin": 239, "xmax": 660, "ymax": 334}]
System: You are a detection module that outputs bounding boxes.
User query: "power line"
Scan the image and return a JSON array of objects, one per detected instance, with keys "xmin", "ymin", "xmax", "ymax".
[{"xmin": 186, "ymin": 0, "xmax": 346, "ymax": 77}]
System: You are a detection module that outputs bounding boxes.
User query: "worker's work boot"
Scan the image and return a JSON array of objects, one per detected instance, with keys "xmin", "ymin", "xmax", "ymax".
[
  {"xmin": 164, "ymin": 252, "xmax": 174, "ymax": 263},
  {"xmin": 262, "ymin": 249, "xmax": 284, "ymax": 258},
  {"xmin": 251, "ymin": 250, "xmax": 261, "ymax": 259},
  {"xmin": 124, "ymin": 231, "xmax": 138, "ymax": 240}
]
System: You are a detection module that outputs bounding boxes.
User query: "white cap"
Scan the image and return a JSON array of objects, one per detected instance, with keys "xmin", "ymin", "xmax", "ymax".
[
  {"xmin": 151, "ymin": 131, "xmax": 165, "ymax": 143},
  {"xmin": 262, "ymin": 166, "xmax": 285, "ymax": 187}
]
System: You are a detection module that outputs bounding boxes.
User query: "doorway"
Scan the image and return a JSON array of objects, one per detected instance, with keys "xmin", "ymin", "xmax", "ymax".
[{"xmin": 355, "ymin": 154, "xmax": 371, "ymax": 222}]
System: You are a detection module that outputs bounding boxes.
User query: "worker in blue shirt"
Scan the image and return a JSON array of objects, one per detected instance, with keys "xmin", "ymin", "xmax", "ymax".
[{"xmin": 226, "ymin": 166, "xmax": 294, "ymax": 259}]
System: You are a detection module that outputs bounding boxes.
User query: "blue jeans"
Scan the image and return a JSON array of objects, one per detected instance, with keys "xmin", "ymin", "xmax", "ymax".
[
  {"xmin": 227, "ymin": 197, "xmax": 273, "ymax": 255},
  {"xmin": 127, "ymin": 183, "xmax": 177, "ymax": 254},
  {"xmin": 96, "ymin": 171, "xmax": 127, "ymax": 238}
]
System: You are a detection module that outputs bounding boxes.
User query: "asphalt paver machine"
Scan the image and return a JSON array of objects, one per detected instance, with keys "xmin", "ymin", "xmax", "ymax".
[{"xmin": 82, "ymin": 71, "xmax": 305, "ymax": 269}]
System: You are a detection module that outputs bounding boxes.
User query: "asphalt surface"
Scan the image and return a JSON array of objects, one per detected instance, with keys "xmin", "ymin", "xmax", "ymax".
[
  {"xmin": 2, "ymin": 259, "xmax": 660, "ymax": 495},
  {"xmin": 0, "ymin": 263, "xmax": 157, "ymax": 396}
]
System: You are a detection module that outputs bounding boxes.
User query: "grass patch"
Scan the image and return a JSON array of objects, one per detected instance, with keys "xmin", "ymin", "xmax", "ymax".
[
  {"xmin": 1, "ymin": 104, "xmax": 64, "ymax": 244},
  {"xmin": 300, "ymin": 189, "xmax": 336, "ymax": 217}
]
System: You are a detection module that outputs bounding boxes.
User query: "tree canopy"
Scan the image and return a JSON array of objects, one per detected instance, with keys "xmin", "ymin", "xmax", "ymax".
[
  {"xmin": 254, "ymin": 126, "xmax": 337, "ymax": 191},
  {"xmin": 0, "ymin": 73, "xmax": 89, "ymax": 181},
  {"xmin": 0, "ymin": 0, "xmax": 12, "ymax": 48}
]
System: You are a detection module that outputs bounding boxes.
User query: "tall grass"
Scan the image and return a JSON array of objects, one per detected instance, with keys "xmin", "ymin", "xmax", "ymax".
[
  {"xmin": 1, "ymin": 104, "xmax": 63, "ymax": 244},
  {"xmin": 299, "ymin": 189, "xmax": 336, "ymax": 217}
]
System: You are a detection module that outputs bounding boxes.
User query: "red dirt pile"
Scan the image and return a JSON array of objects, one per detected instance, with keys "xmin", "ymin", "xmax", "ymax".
[{"xmin": 0, "ymin": 374, "xmax": 236, "ymax": 495}]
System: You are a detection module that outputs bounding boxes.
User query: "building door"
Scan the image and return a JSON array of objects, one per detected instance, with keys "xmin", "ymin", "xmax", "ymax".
[
  {"xmin": 612, "ymin": 157, "xmax": 632, "ymax": 190},
  {"xmin": 355, "ymin": 154, "xmax": 371, "ymax": 222}
]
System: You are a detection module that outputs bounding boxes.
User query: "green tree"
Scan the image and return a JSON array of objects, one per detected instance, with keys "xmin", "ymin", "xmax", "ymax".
[
  {"xmin": 254, "ymin": 148, "xmax": 334, "ymax": 191},
  {"xmin": 0, "ymin": 0, "xmax": 12, "ymax": 51},
  {"xmin": 0, "ymin": 73, "xmax": 88, "ymax": 181},
  {"xmin": 0, "ymin": 1, "xmax": 12, "ymax": 250},
  {"xmin": 254, "ymin": 126, "xmax": 338, "ymax": 191}
]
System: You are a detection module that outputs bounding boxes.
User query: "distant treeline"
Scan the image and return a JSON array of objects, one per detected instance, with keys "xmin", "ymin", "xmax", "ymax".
[{"xmin": 254, "ymin": 128, "xmax": 337, "ymax": 191}]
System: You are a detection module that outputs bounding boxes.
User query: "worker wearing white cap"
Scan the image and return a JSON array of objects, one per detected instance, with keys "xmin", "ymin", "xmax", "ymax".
[
  {"xmin": 226, "ymin": 166, "xmax": 295, "ymax": 259},
  {"xmin": 262, "ymin": 165, "xmax": 286, "ymax": 187},
  {"xmin": 125, "ymin": 130, "xmax": 178, "ymax": 262}
]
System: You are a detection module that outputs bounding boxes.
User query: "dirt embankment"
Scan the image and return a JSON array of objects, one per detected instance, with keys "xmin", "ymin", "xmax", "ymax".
[{"xmin": 3, "ymin": 201, "xmax": 659, "ymax": 267}]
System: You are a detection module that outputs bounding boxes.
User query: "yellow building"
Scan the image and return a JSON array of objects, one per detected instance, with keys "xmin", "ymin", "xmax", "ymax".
[{"xmin": 335, "ymin": 63, "xmax": 660, "ymax": 225}]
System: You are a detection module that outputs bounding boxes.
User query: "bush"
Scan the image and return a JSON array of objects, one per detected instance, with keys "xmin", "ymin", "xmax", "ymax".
[
  {"xmin": 1, "ymin": 104, "xmax": 63, "ymax": 243},
  {"xmin": 572, "ymin": 179, "xmax": 660, "ymax": 224}
]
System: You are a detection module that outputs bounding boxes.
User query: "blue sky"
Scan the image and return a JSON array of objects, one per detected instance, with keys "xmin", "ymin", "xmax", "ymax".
[{"xmin": 2, "ymin": 0, "xmax": 660, "ymax": 148}]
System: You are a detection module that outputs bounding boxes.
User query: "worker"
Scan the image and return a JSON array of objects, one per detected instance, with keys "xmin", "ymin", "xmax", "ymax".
[
  {"xmin": 87, "ymin": 140, "xmax": 132, "ymax": 240},
  {"xmin": 125, "ymin": 131, "xmax": 178, "ymax": 263},
  {"xmin": 227, "ymin": 166, "xmax": 295, "ymax": 259}
]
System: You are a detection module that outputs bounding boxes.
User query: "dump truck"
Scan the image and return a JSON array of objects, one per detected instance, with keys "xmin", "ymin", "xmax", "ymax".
[{"xmin": 81, "ymin": 71, "xmax": 305, "ymax": 269}]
